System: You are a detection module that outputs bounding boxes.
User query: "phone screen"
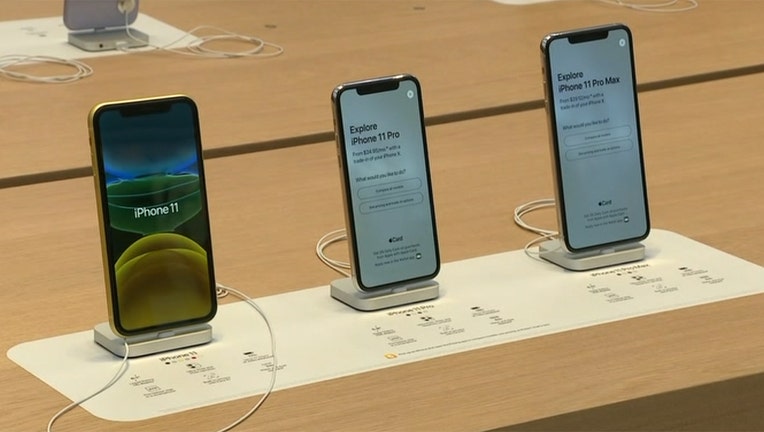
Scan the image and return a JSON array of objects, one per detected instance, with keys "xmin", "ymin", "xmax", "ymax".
[
  {"xmin": 90, "ymin": 96, "xmax": 216, "ymax": 335},
  {"xmin": 334, "ymin": 75, "xmax": 440, "ymax": 290},
  {"xmin": 544, "ymin": 25, "xmax": 649, "ymax": 251}
]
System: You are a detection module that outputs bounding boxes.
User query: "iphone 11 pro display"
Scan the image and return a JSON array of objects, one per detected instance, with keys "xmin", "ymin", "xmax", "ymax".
[{"xmin": 332, "ymin": 74, "xmax": 440, "ymax": 290}]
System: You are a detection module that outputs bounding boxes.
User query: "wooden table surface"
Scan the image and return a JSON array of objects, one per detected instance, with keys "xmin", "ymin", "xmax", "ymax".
[
  {"xmin": 3, "ymin": 0, "xmax": 764, "ymax": 184},
  {"xmin": 1, "ymin": 66, "xmax": 762, "ymax": 430}
]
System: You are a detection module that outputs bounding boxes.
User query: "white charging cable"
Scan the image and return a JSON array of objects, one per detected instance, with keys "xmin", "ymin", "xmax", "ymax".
[
  {"xmin": 319, "ymin": 201, "xmax": 561, "ymax": 266},
  {"xmin": 598, "ymin": 0, "xmax": 699, "ymax": 12},
  {"xmin": 513, "ymin": 198, "xmax": 560, "ymax": 260},
  {"xmin": 122, "ymin": 10, "xmax": 284, "ymax": 58},
  {"xmin": 0, "ymin": 54, "xmax": 93, "ymax": 83},
  {"xmin": 46, "ymin": 341, "xmax": 130, "ymax": 432},
  {"xmin": 315, "ymin": 228, "xmax": 351, "ymax": 277},
  {"xmin": 514, "ymin": 198, "xmax": 557, "ymax": 237},
  {"xmin": 213, "ymin": 282, "xmax": 278, "ymax": 432},
  {"xmin": 46, "ymin": 283, "xmax": 277, "ymax": 431}
]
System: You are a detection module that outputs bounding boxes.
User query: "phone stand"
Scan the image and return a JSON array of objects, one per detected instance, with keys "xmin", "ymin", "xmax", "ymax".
[
  {"xmin": 68, "ymin": 28, "xmax": 149, "ymax": 52},
  {"xmin": 539, "ymin": 239, "xmax": 645, "ymax": 271},
  {"xmin": 93, "ymin": 322, "xmax": 212, "ymax": 358},
  {"xmin": 330, "ymin": 277, "xmax": 439, "ymax": 311}
]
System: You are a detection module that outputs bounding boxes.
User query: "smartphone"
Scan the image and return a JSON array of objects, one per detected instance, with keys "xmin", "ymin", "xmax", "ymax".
[
  {"xmin": 64, "ymin": 0, "xmax": 139, "ymax": 31},
  {"xmin": 332, "ymin": 74, "xmax": 440, "ymax": 291},
  {"xmin": 541, "ymin": 23, "xmax": 650, "ymax": 252},
  {"xmin": 89, "ymin": 95, "xmax": 216, "ymax": 336}
]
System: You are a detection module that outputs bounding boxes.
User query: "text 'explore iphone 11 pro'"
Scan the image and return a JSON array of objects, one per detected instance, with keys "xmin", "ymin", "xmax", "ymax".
[{"xmin": 89, "ymin": 95, "xmax": 216, "ymax": 336}]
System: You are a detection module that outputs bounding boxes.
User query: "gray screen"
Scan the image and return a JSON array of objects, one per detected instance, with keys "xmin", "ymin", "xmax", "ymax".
[
  {"xmin": 548, "ymin": 27, "xmax": 648, "ymax": 250},
  {"xmin": 338, "ymin": 78, "xmax": 438, "ymax": 288}
]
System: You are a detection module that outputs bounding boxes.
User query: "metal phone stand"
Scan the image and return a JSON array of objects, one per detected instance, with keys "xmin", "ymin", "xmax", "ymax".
[
  {"xmin": 68, "ymin": 28, "xmax": 149, "ymax": 52},
  {"xmin": 64, "ymin": 0, "xmax": 149, "ymax": 51},
  {"xmin": 330, "ymin": 277, "xmax": 439, "ymax": 311},
  {"xmin": 94, "ymin": 322, "xmax": 212, "ymax": 358},
  {"xmin": 539, "ymin": 239, "xmax": 645, "ymax": 271}
]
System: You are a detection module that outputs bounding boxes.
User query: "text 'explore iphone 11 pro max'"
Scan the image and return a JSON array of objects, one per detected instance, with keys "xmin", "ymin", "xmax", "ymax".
[
  {"xmin": 542, "ymin": 24, "xmax": 650, "ymax": 252},
  {"xmin": 89, "ymin": 95, "xmax": 216, "ymax": 336},
  {"xmin": 333, "ymin": 75, "xmax": 440, "ymax": 291}
]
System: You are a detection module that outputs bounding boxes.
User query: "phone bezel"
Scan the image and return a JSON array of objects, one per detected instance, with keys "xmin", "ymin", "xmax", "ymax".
[
  {"xmin": 541, "ymin": 23, "xmax": 650, "ymax": 252},
  {"xmin": 331, "ymin": 74, "xmax": 441, "ymax": 291},
  {"xmin": 88, "ymin": 94, "xmax": 217, "ymax": 336}
]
